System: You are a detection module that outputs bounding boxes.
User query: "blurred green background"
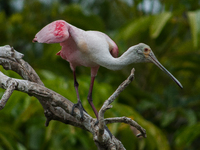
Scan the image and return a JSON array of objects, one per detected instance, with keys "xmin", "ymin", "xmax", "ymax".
[{"xmin": 0, "ymin": 0, "xmax": 200, "ymax": 149}]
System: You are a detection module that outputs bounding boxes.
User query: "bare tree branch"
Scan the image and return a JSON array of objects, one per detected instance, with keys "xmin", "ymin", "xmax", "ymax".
[
  {"xmin": 0, "ymin": 45, "xmax": 146, "ymax": 150},
  {"xmin": 98, "ymin": 68, "xmax": 136, "ymax": 139},
  {"xmin": 0, "ymin": 45, "xmax": 24, "ymax": 59},
  {"xmin": 105, "ymin": 117, "xmax": 146, "ymax": 138},
  {"xmin": 0, "ymin": 78, "xmax": 17, "ymax": 110}
]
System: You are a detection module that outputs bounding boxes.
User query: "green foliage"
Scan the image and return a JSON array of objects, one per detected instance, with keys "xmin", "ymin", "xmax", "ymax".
[
  {"xmin": 150, "ymin": 12, "xmax": 172, "ymax": 38},
  {"xmin": 174, "ymin": 123, "xmax": 200, "ymax": 149},
  {"xmin": 117, "ymin": 15, "xmax": 152, "ymax": 41},
  {"xmin": 0, "ymin": 0, "xmax": 200, "ymax": 149},
  {"xmin": 188, "ymin": 10, "xmax": 200, "ymax": 48}
]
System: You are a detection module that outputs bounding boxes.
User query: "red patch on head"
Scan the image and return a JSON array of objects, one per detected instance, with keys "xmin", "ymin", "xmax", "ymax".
[{"xmin": 54, "ymin": 21, "xmax": 65, "ymax": 36}]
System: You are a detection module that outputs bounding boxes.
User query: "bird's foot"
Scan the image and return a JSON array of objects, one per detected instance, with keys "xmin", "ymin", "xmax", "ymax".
[
  {"xmin": 94, "ymin": 120, "xmax": 112, "ymax": 138},
  {"xmin": 71, "ymin": 101, "xmax": 86, "ymax": 121}
]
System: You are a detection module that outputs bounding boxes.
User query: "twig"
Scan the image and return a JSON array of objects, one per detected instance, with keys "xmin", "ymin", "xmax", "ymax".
[
  {"xmin": 0, "ymin": 79, "xmax": 17, "ymax": 110},
  {"xmin": 105, "ymin": 117, "xmax": 147, "ymax": 138},
  {"xmin": 98, "ymin": 68, "xmax": 135, "ymax": 140}
]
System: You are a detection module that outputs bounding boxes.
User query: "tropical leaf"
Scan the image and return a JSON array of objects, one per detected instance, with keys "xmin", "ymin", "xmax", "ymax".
[
  {"xmin": 187, "ymin": 9, "xmax": 200, "ymax": 48},
  {"xmin": 117, "ymin": 15, "xmax": 152, "ymax": 41},
  {"xmin": 0, "ymin": 133, "xmax": 15, "ymax": 150},
  {"xmin": 161, "ymin": 110, "xmax": 176, "ymax": 127},
  {"xmin": 150, "ymin": 12, "xmax": 172, "ymax": 38},
  {"xmin": 174, "ymin": 123, "xmax": 200, "ymax": 149}
]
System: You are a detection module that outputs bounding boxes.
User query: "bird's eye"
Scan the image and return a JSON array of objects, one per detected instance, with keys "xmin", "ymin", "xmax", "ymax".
[{"xmin": 144, "ymin": 48, "xmax": 149, "ymax": 52}]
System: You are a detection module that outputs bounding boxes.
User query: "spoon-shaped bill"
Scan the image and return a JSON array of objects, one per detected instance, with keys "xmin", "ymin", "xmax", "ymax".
[{"xmin": 149, "ymin": 55, "xmax": 183, "ymax": 89}]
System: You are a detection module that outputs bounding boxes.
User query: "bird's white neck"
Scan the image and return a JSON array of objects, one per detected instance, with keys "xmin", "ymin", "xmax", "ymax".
[{"xmin": 95, "ymin": 46, "xmax": 143, "ymax": 70}]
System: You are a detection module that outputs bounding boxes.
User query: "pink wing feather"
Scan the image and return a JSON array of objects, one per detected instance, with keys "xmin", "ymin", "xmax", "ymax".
[
  {"xmin": 33, "ymin": 20, "xmax": 119, "ymax": 60},
  {"xmin": 33, "ymin": 20, "xmax": 69, "ymax": 43}
]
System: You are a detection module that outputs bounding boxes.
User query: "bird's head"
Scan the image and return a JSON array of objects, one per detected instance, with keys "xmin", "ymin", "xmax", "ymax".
[
  {"xmin": 134, "ymin": 43, "xmax": 155, "ymax": 62},
  {"xmin": 134, "ymin": 43, "xmax": 183, "ymax": 89}
]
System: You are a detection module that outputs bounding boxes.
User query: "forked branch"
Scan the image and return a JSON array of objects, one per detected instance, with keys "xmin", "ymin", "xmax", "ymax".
[
  {"xmin": 98, "ymin": 68, "xmax": 146, "ymax": 140},
  {"xmin": 0, "ymin": 45, "xmax": 146, "ymax": 150}
]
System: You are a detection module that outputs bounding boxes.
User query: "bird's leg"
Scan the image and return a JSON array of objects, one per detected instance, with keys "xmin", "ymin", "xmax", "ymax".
[
  {"xmin": 87, "ymin": 76, "xmax": 112, "ymax": 138},
  {"xmin": 87, "ymin": 76, "xmax": 99, "ymax": 119},
  {"xmin": 71, "ymin": 71, "xmax": 85, "ymax": 121}
]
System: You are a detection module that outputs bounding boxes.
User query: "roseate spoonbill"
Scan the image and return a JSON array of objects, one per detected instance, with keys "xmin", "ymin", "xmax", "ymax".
[{"xmin": 33, "ymin": 20, "xmax": 183, "ymax": 120}]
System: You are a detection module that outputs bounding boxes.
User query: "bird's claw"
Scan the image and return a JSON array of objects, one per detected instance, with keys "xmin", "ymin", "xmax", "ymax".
[{"xmin": 71, "ymin": 101, "xmax": 86, "ymax": 121}]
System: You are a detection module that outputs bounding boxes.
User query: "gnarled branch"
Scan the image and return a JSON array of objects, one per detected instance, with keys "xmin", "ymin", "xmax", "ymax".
[{"xmin": 0, "ymin": 45, "xmax": 146, "ymax": 150}]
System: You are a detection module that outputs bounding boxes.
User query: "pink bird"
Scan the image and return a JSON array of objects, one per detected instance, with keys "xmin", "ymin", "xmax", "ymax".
[{"xmin": 33, "ymin": 20, "xmax": 182, "ymax": 120}]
